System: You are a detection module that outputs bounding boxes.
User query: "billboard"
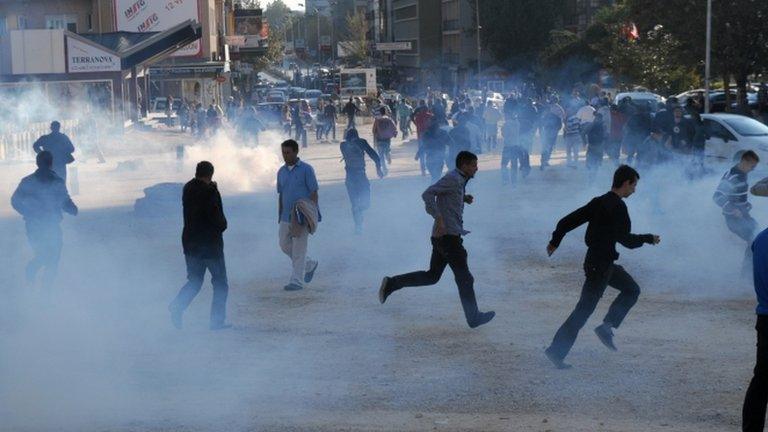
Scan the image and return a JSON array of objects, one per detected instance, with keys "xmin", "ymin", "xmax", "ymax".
[
  {"xmin": 234, "ymin": 9, "xmax": 268, "ymax": 48},
  {"xmin": 113, "ymin": 0, "xmax": 201, "ymax": 57},
  {"xmin": 67, "ymin": 36, "xmax": 121, "ymax": 73},
  {"xmin": 340, "ymin": 68, "xmax": 377, "ymax": 97}
]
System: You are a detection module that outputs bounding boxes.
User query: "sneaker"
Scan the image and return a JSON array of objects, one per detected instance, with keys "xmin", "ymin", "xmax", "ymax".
[
  {"xmin": 378, "ymin": 277, "xmax": 391, "ymax": 304},
  {"xmin": 468, "ymin": 311, "xmax": 495, "ymax": 328},
  {"xmin": 544, "ymin": 347, "xmax": 573, "ymax": 369},
  {"xmin": 284, "ymin": 283, "xmax": 303, "ymax": 291},
  {"xmin": 210, "ymin": 323, "xmax": 233, "ymax": 331},
  {"xmin": 169, "ymin": 304, "xmax": 182, "ymax": 330},
  {"xmin": 304, "ymin": 260, "xmax": 319, "ymax": 283},
  {"xmin": 594, "ymin": 324, "xmax": 618, "ymax": 351}
]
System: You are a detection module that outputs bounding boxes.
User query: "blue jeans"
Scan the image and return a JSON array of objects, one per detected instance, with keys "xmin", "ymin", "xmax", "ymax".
[{"xmin": 171, "ymin": 255, "xmax": 229, "ymax": 326}]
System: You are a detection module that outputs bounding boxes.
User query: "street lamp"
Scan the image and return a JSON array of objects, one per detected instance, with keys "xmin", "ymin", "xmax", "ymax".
[
  {"xmin": 315, "ymin": 8, "xmax": 321, "ymax": 63},
  {"xmin": 704, "ymin": 0, "xmax": 712, "ymax": 113},
  {"xmin": 475, "ymin": 0, "xmax": 482, "ymax": 79}
]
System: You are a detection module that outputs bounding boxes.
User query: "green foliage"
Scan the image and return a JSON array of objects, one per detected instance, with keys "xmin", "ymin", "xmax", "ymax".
[
  {"xmin": 264, "ymin": 0, "xmax": 292, "ymax": 30},
  {"xmin": 255, "ymin": 26, "xmax": 285, "ymax": 71},
  {"xmin": 343, "ymin": 10, "xmax": 369, "ymax": 65}
]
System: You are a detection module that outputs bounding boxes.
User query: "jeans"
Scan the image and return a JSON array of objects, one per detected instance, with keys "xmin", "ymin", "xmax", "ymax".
[
  {"xmin": 345, "ymin": 170, "xmax": 371, "ymax": 230},
  {"xmin": 727, "ymin": 213, "xmax": 758, "ymax": 243},
  {"xmin": 25, "ymin": 221, "xmax": 63, "ymax": 290},
  {"xmin": 540, "ymin": 128, "xmax": 559, "ymax": 166},
  {"xmin": 279, "ymin": 221, "xmax": 312, "ymax": 287},
  {"xmin": 388, "ymin": 236, "xmax": 481, "ymax": 325},
  {"xmin": 417, "ymin": 139, "xmax": 427, "ymax": 175},
  {"xmin": 743, "ymin": 314, "xmax": 768, "ymax": 431},
  {"xmin": 501, "ymin": 145, "xmax": 530, "ymax": 183},
  {"xmin": 548, "ymin": 261, "xmax": 640, "ymax": 361},
  {"xmin": 347, "ymin": 115, "xmax": 356, "ymax": 129},
  {"xmin": 171, "ymin": 255, "xmax": 229, "ymax": 326},
  {"xmin": 376, "ymin": 139, "xmax": 392, "ymax": 175},
  {"xmin": 564, "ymin": 134, "xmax": 581, "ymax": 165}
]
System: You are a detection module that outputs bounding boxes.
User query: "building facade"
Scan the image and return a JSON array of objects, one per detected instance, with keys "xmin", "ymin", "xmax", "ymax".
[{"xmin": 390, "ymin": 0, "xmax": 441, "ymax": 93}]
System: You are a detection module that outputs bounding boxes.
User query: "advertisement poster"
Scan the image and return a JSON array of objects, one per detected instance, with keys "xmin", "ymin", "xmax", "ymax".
[
  {"xmin": 113, "ymin": 0, "xmax": 201, "ymax": 57},
  {"xmin": 234, "ymin": 9, "xmax": 268, "ymax": 48},
  {"xmin": 67, "ymin": 37, "xmax": 121, "ymax": 73}
]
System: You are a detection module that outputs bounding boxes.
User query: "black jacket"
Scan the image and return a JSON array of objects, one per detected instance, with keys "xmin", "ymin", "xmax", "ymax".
[
  {"xmin": 550, "ymin": 192, "xmax": 654, "ymax": 262},
  {"xmin": 182, "ymin": 178, "xmax": 227, "ymax": 258}
]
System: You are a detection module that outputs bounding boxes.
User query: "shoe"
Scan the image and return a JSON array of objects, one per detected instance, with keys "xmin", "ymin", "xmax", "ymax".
[
  {"xmin": 169, "ymin": 304, "xmax": 182, "ymax": 330},
  {"xmin": 378, "ymin": 277, "xmax": 391, "ymax": 304},
  {"xmin": 468, "ymin": 311, "xmax": 495, "ymax": 328},
  {"xmin": 304, "ymin": 260, "xmax": 319, "ymax": 283},
  {"xmin": 210, "ymin": 323, "xmax": 233, "ymax": 331},
  {"xmin": 594, "ymin": 324, "xmax": 618, "ymax": 351},
  {"xmin": 544, "ymin": 347, "xmax": 573, "ymax": 369},
  {"xmin": 284, "ymin": 283, "xmax": 303, "ymax": 291}
]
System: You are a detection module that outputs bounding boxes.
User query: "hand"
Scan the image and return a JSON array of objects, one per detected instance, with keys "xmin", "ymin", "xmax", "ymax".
[
  {"xmin": 464, "ymin": 194, "xmax": 474, "ymax": 204},
  {"xmin": 434, "ymin": 217, "xmax": 447, "ymax": 237},
  {"xmin": 651, "ymin": 235, "xmax": 661, "ymax": 245},
  {"xmin": 546, "ymin": 243, "xmax": 557, "ymax": 256}
]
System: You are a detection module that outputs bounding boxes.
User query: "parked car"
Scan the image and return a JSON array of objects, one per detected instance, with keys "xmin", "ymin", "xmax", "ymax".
[
  {"xmin": 150, "ymin": 97, "xmax": 181, "ymax": 113},
  {"xmin": 702, "ymin": 113, "xmax": 768, "ymax": 163},
  {"xmin": 255, "ymin": 102, "xmax": 286, "ymax": 130},
  {"xmin": 304, "ymin": 89, "xmax": 323, "ymax": 108},
  {"xmin": 266, "ymin": 90, "xmax": 287, "ymax": 103},
  {"xmin": 289, "ymin": 87, "xmax": 307, "ymax": 98},
  {"xmin": 614, "ymin": 91, "xmax": 666, "ymax": 107}
]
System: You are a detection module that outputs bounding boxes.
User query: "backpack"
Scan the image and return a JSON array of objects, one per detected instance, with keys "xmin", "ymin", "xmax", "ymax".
[{"xmin": 376, "ymin": 117, "xmax": 397, "ymax": 139}]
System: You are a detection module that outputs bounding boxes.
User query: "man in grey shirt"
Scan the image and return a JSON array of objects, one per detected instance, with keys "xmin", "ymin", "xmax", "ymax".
[{"xmin": 377, "ymin": 151, "xmax": 495, "ymax": 328}]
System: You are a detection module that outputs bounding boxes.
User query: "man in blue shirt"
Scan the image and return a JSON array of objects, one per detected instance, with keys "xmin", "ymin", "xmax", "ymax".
[
  {"xmin": 277, "ymin": 139, "xmax": 319, "ymax": 291},
  {"xmin": 743, "ymin": 227, "xmax": 768, "ymax": 431}
]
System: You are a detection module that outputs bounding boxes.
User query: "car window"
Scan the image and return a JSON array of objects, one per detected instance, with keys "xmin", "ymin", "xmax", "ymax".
[
  {"xmin": 723, "ymin": 116, "xmax": 768, "ymax": 137},
  {"xmin": 704, "ymin": 119, "xmax": 737, "ymax": 141}
]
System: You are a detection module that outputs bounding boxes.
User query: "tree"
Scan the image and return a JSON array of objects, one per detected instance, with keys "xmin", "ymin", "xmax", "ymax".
[
  {"xmin": 473, "ymin": 0, "xmax": 566, "ymax": 72},
  {"xmin": 236, "ymin": 0, "xmax": 261, "ymax": 8},
  {"xmin": 342, "ymin": 10, "xmax": 369, "ymax": 65},
  {"xmin": 264, "ymin": 0, "xmax": 292, "ymax": 31},
  {"xmin": 255, "ymin": 26, "xmax": 285, "ymax": 71}
]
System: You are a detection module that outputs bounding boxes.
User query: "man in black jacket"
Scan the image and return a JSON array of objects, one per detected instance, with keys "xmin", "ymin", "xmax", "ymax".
[
  {"xmin": 544, "ymin": 165, "xmax": 660, "ymax": 369},
  {"xmin": 32, "ymin": 121, "xmax": 75, "ymax": 182},
  {"xmin": 169, "ymin": 161, "xmax": 230, "ymax": 330},
  {"xmin": 11, "ymin": 151, "xmax": 78, "ymax": 290}
]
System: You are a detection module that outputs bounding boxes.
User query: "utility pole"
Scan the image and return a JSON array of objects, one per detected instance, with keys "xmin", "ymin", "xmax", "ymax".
[
  {"xmin": 316, "ymin": 9, "xmax": 321, "ymax": 63},
  {"xmin": 475, "ymin": 0, "xmax": 482, "ymax": 80},
  {"xmin": 704, "ymin": 0, "xmax": 712, "ymax": 113}
]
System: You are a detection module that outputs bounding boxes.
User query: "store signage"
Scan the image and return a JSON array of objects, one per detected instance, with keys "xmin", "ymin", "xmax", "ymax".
[
  {"xmin": 113, "ymin": 0, "xmax": 201, "ymax": 57},
  {"xmin": 375, "ymin": 42, "xmax": 412, "ymax": 51},
  {"xmin": 66, "ymin": 37, "xmax": 120, "ymax": 73}
]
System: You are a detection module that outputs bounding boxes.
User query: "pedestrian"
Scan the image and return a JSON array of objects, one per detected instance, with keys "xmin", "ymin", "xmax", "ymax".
[
  {"xmin": 372, "ymin": 107, "xmax": 398, "ymax": 176},
  {"xmin": 563, "ymin": 113, "xmax": 582, "ymax": 168},
  {"xmin": 420, "ymin": 119, "xmax": 451, "ymax": 182},
  {"xmin": 323, "ymin": 99, "xmax": 338, "ymax": 141},
  {"xmin": 448, "ymin": 114, "xmax": 472, "ymax": 167},
  {"xmin": 397, "ymin": 99, "xmax": 414, "ymax": 138},
  {"xmin": 378, "ymin": 151, "xmax": 496, "ymax": 328},
  {"xmin": 195, "ymin": 103, "xmax": 207, "ymax": 137},
  {"xmin": 742, "ymin": 226, "xmax": 768, "ymax": 431},
  {"xmin": 277, "ymin": 139, "xmax": 320, "ymax": 291},
  {"xmin": 343, "ymin": 97, "xmax": 361, "ymax": 129},
  {"xmin": 291, "ymin": 103, "xmax": 307, "ymax": 148},
  {"xmin": 340, "ymin": 128, "xmax": 384, "ymax": 234},
  {"xmin": 501, "ymin": 110, "xmax": 529, "ymax": 184},
  {"xmin": 623, "ymin": 104, "xmax": 652, "ymax": 165},
  {"xmin": 483, "ymin": 100, "xmax": 502, "ymax": 150},
  {"xmin": 413, "ymin": 101, "xmax": 434, "ymax": 176},
  {"xmin": 544, "ymin": 165, "xmax": 661, "ymax": 369},
  {"xmin": 169, "ymin": 161, "xmax": 230, "ymax": 330},
  {"xmin": 540, "ymin": 98, "xmax": 564, "ymax": 169},
  {"xmin": 32, "ymin": 121, "xmax": 75, "ymax": 182},
  {"xmin": 178, "ymin": 101, "xmax": 190, "ymax": 132},
  {"xmin": 713, "ymin": 150, "xmax": 760, "ymax": 274},
  {"xmin": 11, "ymin": 151, "xmax": 78, "ymax": 290},
  {"xmin": 585, "ymin": 111, "xmax": 607, "ymax": 183},
  {"xmin": 517, "ymin": 98, "xmax": 539, "ymax": 164}
]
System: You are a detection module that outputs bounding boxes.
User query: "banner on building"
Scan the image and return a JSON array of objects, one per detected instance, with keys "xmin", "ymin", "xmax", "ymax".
[
  {"xmin": 234, "ymin": 9, "xmax": 268, "ymax": 48},
  {"xmin": 113, "ymin": 0, "xmax": 201, "ymax": 57},
  {"xmin": 375, "ymin": 42, "xmax": 411, "ymax": 51},
  {"xmin": 66, "ymin": 36, "xmax": 121, "ymax": 73}
]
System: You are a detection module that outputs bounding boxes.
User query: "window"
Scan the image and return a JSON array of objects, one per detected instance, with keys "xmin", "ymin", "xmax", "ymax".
[
  {"xmin": 0, "ymin": 16, "xmax": 6, "ymax": 35},
  {"xmin": 46, "ymin": 14, "xmax": 77, "ymax": 32},
  {"xmin": 17, "ymin": 16, "xmax": 28, "ymax": 29},
  {"xmin": 87, "ymin": 13, "xmax": 92, "ymax": 31},
  {"xmin": 394, "ymin": 5, "xmax": 417, "ymax": 21}
]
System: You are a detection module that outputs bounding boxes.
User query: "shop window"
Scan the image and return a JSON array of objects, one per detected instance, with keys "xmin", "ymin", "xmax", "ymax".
[{"xmin": 46, "ymin": 14, "xmax": 77, "ymax": 32}]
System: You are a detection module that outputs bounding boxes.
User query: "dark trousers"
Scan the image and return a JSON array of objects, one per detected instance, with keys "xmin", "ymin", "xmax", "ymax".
[
  {"xmin": 540, "ymin": 129, "xmax": 558, "ymax": 165},
  {"xmin": 744, "ymin": 315, "xmax": 768, "ymax": 431},
  {"xmin": 501, "ymin": 145, "xmax": 530, "ymax": 183},
  {"xmin": 171, "ymin": 255, "xmax": 229, "ymax": 326},
  {"xmin": 25, "ymin": 221, "xmax": 63, "ymax": 289},
  {"xmin": 548, "ymin": 261, "xmax": 640, "ymax": 361},
  {"xmin": 347, "ymin": 115, "xmax": 356, "ymax": 129},
  {"xmin": 345, "ymin": 170, "xmax": 371, "ymax": 230},
  {"xmin": 389, "ymin": 236, "xmax": 480, "ymax": 324}
]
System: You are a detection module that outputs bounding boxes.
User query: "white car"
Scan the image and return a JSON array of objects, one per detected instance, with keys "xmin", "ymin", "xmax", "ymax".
[
  {"xmin": 702, "ymin": 113, "xmax": 768, "ymax": 163},
  {"xmin": 614, "ymin": 91, "xmax": 666, "ymax": 107}
]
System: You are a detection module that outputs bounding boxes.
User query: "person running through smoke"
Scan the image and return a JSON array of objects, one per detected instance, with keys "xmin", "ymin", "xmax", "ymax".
[
  {"xmin": 378, "ymin": 151, "xmax": 496, "ymax": 328},
  {"xmin": 585, "ymin": 111, "xmax": 607, "ymax": 183},
  {"xmin": 372, "ymin": 107, "xmax": 398, "ymax": 176},
  {"xmin": 340, "ymin": 128, "xmax": 384, "ymax": 234},
  {"xmin": 343, "ymin": 97, "xmax": 361, "ymax": 129},
  {"xmin": 413, "ymin": 100, "xmax": 434, "ymax": 176},
  {"xmin": 11, "ymin": 151, "xmax": 78, "ymax": 291},
  {"xmin": 169, "ymin": 161, "xmax": 230, "ymax": 330},
  {"xmin": 419, "ymin": 118, "xmax": 451, "ymax": 182},
  {"xmin": 743, "ymin": 225, "xmax": 768, "ymax": 431},
  {"xmin": 397, "ymin": 99, "xmax": 414, "ymax": 138},
  {"xmin": 323, "ymin": 98, "xmax": 338, "ymax": 141},
  {"xmin": 540, "ymin": 97, "xmax": 564, "ymax": 170},
  {"xmin": 277, "ymin": 139, "xmax": 320, "ymax": 291},
  {"xmin": 500, "ymin": 109, "xmax": 529, "ymax": 184},
  {"xmin": 544, "ymin": 165, "xmax": 661, "ymax": 369},
  {"xmin": 32, "ymin": 121, "xmax": 75, "ymax": 182},
  {"xmin": 713, "ymin": 150, "xmax": 760, "ymax": 275}
]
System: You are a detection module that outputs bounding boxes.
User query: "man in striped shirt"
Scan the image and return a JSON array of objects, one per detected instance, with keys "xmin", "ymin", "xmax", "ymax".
[{"xmin": 713, "ymin": 150, "xmax": 760, "ymax": 270}]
